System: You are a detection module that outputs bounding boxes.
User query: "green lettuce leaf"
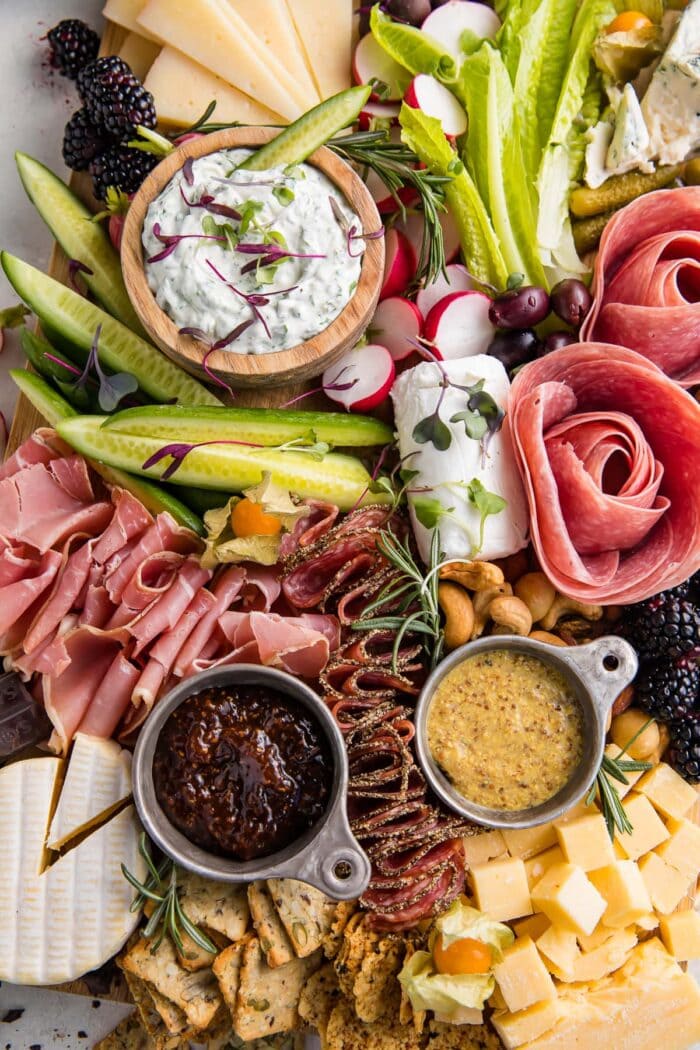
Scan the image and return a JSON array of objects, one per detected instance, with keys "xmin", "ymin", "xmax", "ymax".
[
  {"xmin": 399, "ymin": 103, "xmax": 508, "ymax": 289},
  {"xmin": 459, "ymin": 44, "xmax": 547, "ymax": 286},
  {"xmin": 370, "ymin": 6, "xmax": 457, "ymax": 84}
]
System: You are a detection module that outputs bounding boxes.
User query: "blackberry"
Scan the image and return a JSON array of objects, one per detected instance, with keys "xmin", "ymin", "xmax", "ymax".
[
  {"xmin": 668, "ymin": 715, "xmax": 700, "ymax": 783},
  {"xmin": 635, "ymin": 658, "xmax": 700, "ymax": 722},
  {"xmin": 62, "ymin": 109, "xmax": 111, "ymax": 172},
  {"xmin": 77, "ymin": 56, "xmax": 131, "ymax": 101},
  {"xmin": 619, "ymin": 591, "xmax": 700, "ymax": 661},
  {"xmin": 80, "ymin": 59, "xmax": 156, "ymax": 139},
  {"xmin": 46, "ymin": 19, "xmax": 99, "ymax": 80},
  {"xmin": 89, "ymin": 145, "xmax": 158, "ymax": 201}
]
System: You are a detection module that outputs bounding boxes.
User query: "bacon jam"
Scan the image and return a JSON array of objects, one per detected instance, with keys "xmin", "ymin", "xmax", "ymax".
[{"xmin": 153, "ymin": 684, "xmax": 333, "ymax": 860}]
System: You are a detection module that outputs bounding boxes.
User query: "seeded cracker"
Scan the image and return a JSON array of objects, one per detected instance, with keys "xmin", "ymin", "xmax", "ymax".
[
  {"xmin": 177, "ymin": 871, "xmax": 250, "ymax": 941},
  {"xmin": 426, "ymin": 1019, "xmax": 503, "ymax": 1050},
  {"xmin": 213, "ymin": 937, "xmax": 248, "ymax": 1021},
  {"xmin": 177, "ymin": 927, "xmax": 228, "ymax": 973},
  {"xmin": 325, "ymin": 997, "xmax": 425, "ymax": 1050},
  {"xmin": 93, "ymin": 1010, "xmax": 151, "ymax": 1049},
  {"xmin": 352, "ymin": 935, "xmax": 404, "ymax": 1023},
  {"xmin": 248, "ymin": 881, "xmax": 296, "ymax": 967},
  {"xmin": 121, "ymin": 935, "xmax": 222, "ymax": 1031},
  {"xmin": 323, "ymin": 901, "xmax": 358, "ymax": 959},
  {"xmin": 267, "ymin": 877, "xmax": 337, "ymax": 956},
  {"xmin": 234, "ymin": 934, "xmax": 322, "ymax": 1040},
  {"xmin": 120, "ymin": 970, "xmax": 193, "ymax": 1050},
  {"xmin": 298, "ymin": 961, "xmax": 343, "ymax": 1037}
]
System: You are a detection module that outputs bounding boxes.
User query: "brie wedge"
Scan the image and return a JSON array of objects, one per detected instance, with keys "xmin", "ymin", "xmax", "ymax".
[{"xmin": 47, "ymin": 733, "xmax": 132, "ymax": 850}]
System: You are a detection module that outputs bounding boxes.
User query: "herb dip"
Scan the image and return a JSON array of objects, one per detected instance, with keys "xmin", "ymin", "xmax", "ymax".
[
  {"xmin": 142, "ymin": 147, "xmax": 364, "ymax": 355},
  {"xmin": 427, "ymin": 650, "xmax": 584, "ymax": 811}
]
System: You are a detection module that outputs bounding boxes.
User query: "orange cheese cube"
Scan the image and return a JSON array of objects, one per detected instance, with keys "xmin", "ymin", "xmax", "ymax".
[
  {"xmin": 493, "ymin": 937, "xmax": 556, "ymax": 1013},
  {"xmin": 659, "ymin": 910, "xmax": 700, "ymax": 961},
  {"xmin": 555, "ymin": 812, "xmax": 615, "ymax": 871},
  {"xmin": 536, "ymin": 925, "xmax": 579, "ymax": 975},
  {"xmin": 524, "ymin": 847, "xmax": 565, "ymax": 891},
  {"xmin": 638, "ymin": 851, "xmax": 691, "ymax": 915},
  {"xmin": 492, "ymin": 999, "xmax": 561, "ymax": 1049},
  {"xmin": 655, "ymin": 817, "xmax": 700, "ymax": 882},
  {"xmin": 636, "ymin": 763, "xmax": 697, "ymax": 822},
  {"xmin": 614, "ymin": 794, "xmax": 669, "ymax": 860},
  {"xmin": 589, "ymin": 861, "xmax": 652, "ymax": 928},
  {"xmin": 469, "ymin": 857, "xmax": 532, "ymax": 922},
  {"xmin": 531, "ymin": 863, "xmax": 606, "ymax": 936},
  {"xmin": 462, "ymin": 829, "xmax": 507, "ymax": 867},
  {"xmin": 503, "ymin": 824, "xmax": 557, "ymax": 859}
]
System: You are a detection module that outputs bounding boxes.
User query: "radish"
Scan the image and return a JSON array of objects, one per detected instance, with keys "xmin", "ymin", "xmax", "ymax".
[
  {"xmin": 353, "ymin": 33, "xmax": 411, "ymax": 101},
  {"xmin": 416, "ymin": 263, "xmax": 474, "ymax": 317},
  {"xmin": 369, "ymin": 297, "xmax": 423, "ymax": 362},
  {"xmin": 423, "ymin": 291, "xmax": 496, "ymax": 360},
  {"xmin": 394, "ymin": 208, "xmax": 460, "ymax": 265},
  {"xmin": 404, "ymin": 75, "xmax": 468, "ymax": 138},
  {"xmin": 366, "ymin": 168, "xmax": 419, "ymax": 214},
  {"xmin": 381, "ymin": 228, "xmax": 417, "ymax": 300},
  {"xmin": 421, "ymin": 2, "xmax": 501, "ymax": 61},
  {"xmin": 358, "ymin": 99, "xmax": 400, "ymax": 130},
  {"xmin": 323, "ymin": 344, "xmax": 396, "ymax": 411}
]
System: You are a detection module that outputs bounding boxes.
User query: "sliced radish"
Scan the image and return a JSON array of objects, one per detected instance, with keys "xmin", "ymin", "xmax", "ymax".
[
  {"xmin": 366, "ymin": 168, "xmax": 419, "ymax": 215},
  {"xmin": 369, "ymin": 297, "xmax": 423, "ymax": 362},
  {"xmin": 323, "ymin": 344, "xmax": 396, "ymax": 411},
  {"xmin": 353, "ymin": 33, "xmax": 410, "ymax": 101},
  {"xmin": 358, "ymin": 99, "xmax": 401, "ymax": 130},
  {"xmin": 423, "ymin": 291, "xmax": 495, "ymax": 360},
  {"xmin": 439, "ymin": 209, "xmax": 460, "ymax": 263},
  {"xmin": 381, "ymin": 228, "xmax": 417, "ymax": 300},
  {"xmin": 405, "ymin": 75, "xmax": 468, "ymax": 138},
  {"xmin": 421, "ymin": 2, "xmax": 501, "ymax": 61},
  {"xmin": 416, "ymin": 263, "xmax": 474, "ymax": 317},
  {"xmin": 394, "ymin": 207, "xmax": 460, "ymax": 265}
]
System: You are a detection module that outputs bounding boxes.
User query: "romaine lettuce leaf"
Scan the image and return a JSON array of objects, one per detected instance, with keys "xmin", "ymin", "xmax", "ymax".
[
  {"xmin": 370, "ymin": 6, "xmax": 457, "ymax": 84},
  {"xmin": 399, "ymin": 103, "xmax": 508, "ymax": 289}
]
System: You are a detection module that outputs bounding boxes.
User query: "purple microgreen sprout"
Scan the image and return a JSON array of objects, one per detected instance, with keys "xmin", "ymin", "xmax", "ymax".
[
  {"xmin": 328, "ymin": 195, "xmax": 382, "ymax": 257},
  {"xmin": 279, "ymin": 365, "xmax": 359, "ymax": 408},
  {"xmin": 182, "ymin": 157, "xmax": 195, "ymax": 186},
  {"xmin": 147, "ymin": 222, "xmax": 228, "ymax": 262},
  {"xmin": 178, "ymin": 320, "xmax": 257, "ymax": 398},
  {"xmin": 204, "ymin": 259, "xmax": 298, "ymax": 340},
  {"xmin": 235, "ymin": 242, "xmax": 326, "ymax": 276},
  {"xmin": 179, "ymin": 184, "xmax": 242, "ymax": 220},
  {"xmin": 142, "ymin": 438, "xmax": 264, "ymax": 480},
  {"xmin": 43, "ymin": 352, "xmax": 84, "ymax": 378},
  {"xmin": 67, "ymin": 259, "xmax": 94, "ymax": 297},
  {"xmin": 71, "ymin": 324, "xmax": 139, "ymax": 412},
  {"xmin": 350, "ymin": 442, "xmax": 393, "ymax": 514}
]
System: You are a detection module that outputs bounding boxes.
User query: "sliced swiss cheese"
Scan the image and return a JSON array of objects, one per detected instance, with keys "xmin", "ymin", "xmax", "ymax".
[
  {"xmin": 118, "ymin": 30, "xmax": 160, "ymax": 82},
  {"xmin": 226, "ymin": 0, "xmax": 320, "ymax": 106},
  {"xmin": 137, "ymin": 0, "xmax": 307, "ymax": 121},
  {"xmin": 47, "ymin": 733, "xmax": 132, "ymax": 850},
  {"xmin": 102, "ymin": 0, "xmax": 161, "ymax": 43},
  {"xmin": 0, "ymin": 756, "xmax": 145, "ymax": 985},
  {"xmin": 284, "ymin": 0, "xmax": 353, "ymax": 99},
  {"xmin": 144, "ymin": 47, "xmax": 284, "ymax": 129}
]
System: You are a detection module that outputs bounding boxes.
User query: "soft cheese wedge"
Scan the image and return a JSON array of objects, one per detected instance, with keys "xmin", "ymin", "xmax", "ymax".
[
  {"xmin": 0, "ymin": 756, "xmax": 145, "ymax": 985},
  {"xmin": 285, "ymin": 0, "xmax": 353, "ymax": 99},
  {"xmin": 137, "ymin": 0, "xmax": 310, "ymax": 121},
  {"xmin": 102, "ymin": 0, "xmax": 160, "ymax": 42},
  {"xmin": 144, "ymin": 48, "xmax": 284, "ymax": 129},
  {"xmin": 47, "ymin": 733, "xmax": 132, "ymax": 850}
]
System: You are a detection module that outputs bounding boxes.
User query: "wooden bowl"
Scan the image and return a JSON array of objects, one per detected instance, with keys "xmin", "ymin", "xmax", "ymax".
[{"xmin": 121, "ymin": 127, "xmax": 385, "ymax": 389}]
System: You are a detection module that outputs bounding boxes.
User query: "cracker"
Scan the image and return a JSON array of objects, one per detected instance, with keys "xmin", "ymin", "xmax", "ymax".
[
  {"xmin": 121, "ymin": 970, "xmax": 192, "ymax": 1050},
  {"xmin": 234, "ymin": 935, "xmax": 322, "ymax": 1040},
  {"xmin": 177, "ymin": 870, "xmax": 250, "ymax": 941},
  {"xmin": 177, "ymin": 927, "xmax": 228, "ymax": 972},
  {"xmin": 248, "ymin": 881, "xmax": 296, "ymax": 967},
  {"xmin": 325, "ymin": 997, "xmax": 425, "ymax": 1050},
  {"xmin": 399, "ymin": 940, "xmax": 427, "ymax": 1034},
  {"xmin": 93, "ymin": 1011, "xmax": 151, "ymax": 1050},
  {"xmin": 298, "ymin": 961, "xmax": 342, "ymax": 1037},
  {"xmin": 352, "ymin": 936, "xmax": 403, "ymax": 1023},
  {"xmin": 426, "ymin": 1019, "xmax": 502, "ymax": 1050},
  {"xmin": 334, "ymin": 915, "xmax": 382, "ymax": 999},
  {"xmin": 267, "ymin": 878, "xmax": 336, "ymax": 957},
  {"xmin": 212, "ymin": 938, "xmax": 248, "ymax": 1020},
  {"xmin": 148, "ymin": 985, "xmax": 191, "ymax": 1035},
  {"xmin": 121, "ymin": 935, "xmax": 222, "ymax": 1031},
  {"xmin": 323, "ymin": 901, "xmax": 358, "ymax": 959}
]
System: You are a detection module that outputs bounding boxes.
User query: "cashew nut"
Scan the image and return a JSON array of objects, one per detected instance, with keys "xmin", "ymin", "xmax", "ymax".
[
  {"xmin": 471, "ymin": 583, "xmax": 513, "ymax": 638},
  {"xmin": 528, "ymin": 630, "xmax": 569, "ymax": 647},
  {"xmin": 438, "ymin": 582, "xmax": 475, "ymax": 650},
  {"xmin": 539, "ymin": 594, "xmax": 603, "ymax": 630},
  {"xmin": 514, "ymin": 572, "xmax": 557, "ymax": 623},
  {"xmin": 440, "ymin": 560, "xmax": 505, "ymax": 592},
  {"xmin": 611, "ymin": 684, "xmax": 634, "ymax": 718},
  {"xmin": 488, "ymin": 595, "xmax": 532, "ymax": 636}
]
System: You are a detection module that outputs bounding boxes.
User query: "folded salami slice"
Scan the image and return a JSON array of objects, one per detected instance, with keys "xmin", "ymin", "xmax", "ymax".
[
  {"xmin": 582, "ymin": 187, "xmax": 700, "ymax": 386},
  {"xmin": 508, "ymin": 343, "xmax": 700, "ymax": 604}
]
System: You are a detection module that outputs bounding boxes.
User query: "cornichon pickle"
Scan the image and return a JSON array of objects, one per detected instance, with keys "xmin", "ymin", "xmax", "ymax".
[{"xmin": 569, "ymin": 164, "xmax": 682, "ymax": 219}]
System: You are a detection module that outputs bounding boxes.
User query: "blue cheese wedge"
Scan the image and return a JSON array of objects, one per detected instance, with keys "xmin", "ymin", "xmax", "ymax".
[
  {"xmin": 606, "ymin": 84, "xmax": 653, "ymax": 176},
  {"xmin": 641, "ymin": 0, "xmax": 700, "ymax": 165},
  {"xmin": 47, "ymin": 733, "xmax": 132, "ymax": 850},
  {"xmin": 390, "ymin": 357, "xmax": 529, "ymax": 564}
]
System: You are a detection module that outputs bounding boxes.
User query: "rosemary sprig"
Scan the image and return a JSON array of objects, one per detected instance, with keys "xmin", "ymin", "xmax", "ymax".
[
  {"xmin": 353, "ymin": 526, "xmax": 444, "ymax": 671},
  {"xmin": 328, "ymin": 129, "xmax": 451, "ymax": 286},
  {"xmin": 122, "ymin": 833, "xmax": 217, "ymax": 956},
  {"xmin": 587, "ymin": 720, "xmax": 654, "ymax": 840}
]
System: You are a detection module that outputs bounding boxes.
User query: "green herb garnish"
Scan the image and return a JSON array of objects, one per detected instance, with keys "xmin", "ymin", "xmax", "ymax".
[
  {"xmin": 588, "ymin": 721, "xmax": 654, "ymax": 840},
  {"xmin": 273, "ymin": 185, "xmax": 295, "ymax": 207}
]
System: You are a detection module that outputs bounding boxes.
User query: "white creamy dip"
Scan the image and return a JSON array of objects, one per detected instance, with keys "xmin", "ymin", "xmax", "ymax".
[{"xmin": 142, "ymin": 147, "xmax": 364, "ymax": 354}]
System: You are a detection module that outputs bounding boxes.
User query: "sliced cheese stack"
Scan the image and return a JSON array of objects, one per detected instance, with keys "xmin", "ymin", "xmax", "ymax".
[
  {"xmin": 0, "ymin": 745, "xmax": 145, "ymax": 985},
  {"xmin": 47, "ymin": 732, "xmax": 132, "ymax": 850}
]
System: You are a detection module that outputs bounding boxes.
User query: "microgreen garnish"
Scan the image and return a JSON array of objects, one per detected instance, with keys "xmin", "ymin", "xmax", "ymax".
[
  {"xmin": 273, "ymin": 185, "xmax": 295, "ymax": 207},
  {"xmin": 462, "ymin": 479, "xmax": 506, "ymax": 553},
  {"xmin": 182, "ymin": 157, "xmax": 195, "ymax": 186},
  {"xmin": 588, "ymin": 720, "xmax": 654, "ymax": 840},
  {"xmin": 0, "ymin": 304, "xmax": 30, "ymax": 329},
  {"xmin": 67, "ymin": 259, "xmax": 94, "ymax": 297},
  {"xmin": 283, "ymin": 163, "xmax": 305, "ymax": 180},
  {"xmin": 148, "ymin": 222, "xmax": 228, "ymax": 262},
  {"xmin": 44, "ymin": 352, "xmax": 83, "ymax": 378},
  {"xmin": 238, "ymin": 199, "xmax": 265, "ymax": 237},
  {"xmin": 71, "ymin": 325, "xmax": 138, "ymax": 412},
  {"xmin": 235, "ymin": 241, "xmax": 326, "ymax": 277},
  {"xmin": 279, "ymin": 364, "xmax": 359, "ymax": 408},
  {"xmin": 122, "ymin": 833, "xmax": 217, "ymax": 956},
  {"xmin": 179, "ymin": 184, "xmax": 242, "ymax": 220},
  {"xmin": 205, "ymin": 258, "xmax": 298, "ymax": 338},
  {"xmin": 353, "ymin": 527, "xmax": 445, "ymax": 671},
  {"xmin": 328, "ymin": 196, "xmax": 384, "ymax": 258},
  {"xmin": 91, "ymin": 186, "xmax": 130, "ymax": 224},
  {"xmin": 201, "ymin": 215, "xmax": 239, "ymax": 251},
  {"xmin": 141, "ymin": 431, "xmax": 325, "ymax": 480},
  {"xmin": 127, "ymin": 124, "xmax": 174, "ymax": 158}
]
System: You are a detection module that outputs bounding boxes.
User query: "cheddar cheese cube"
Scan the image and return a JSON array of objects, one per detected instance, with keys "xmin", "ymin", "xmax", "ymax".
[
  {"xmin": 589, "ymin": 861, "xmax": 652, "ymax": 928},
  {"xmin": 493, "ymin": 936, "xmax": 556, "ymax": 1013},
  {"xmin": 462, "ymin": 829, "xmax": 507, "ymax": 867},
  {"xmin": 524, "ymin": 846, "xmax": 565, "ymax": 891},
  {"xmin": 638, "ymin": 851, "xmax": 691, "ymax": 915},
  {"xmin": 577, "ymin": 922, "xmax": 620, "ymax": 952},
  {"xmin": 555, "ymin": 798, "xmax": 598, "ymax": 824},
  {"xmin": 531, "ymin": 863, "xmax": 606, "ymax": 936},
  {"xmin": 655, "ymin": 817, "xmax": 700, "ymax": 882},
  {"xmin": 659, "ymin": 910, "xmax": 700, "ymax": 961},
  {"xmin": 503, "ymin": 824, "xmax": 557, "ymax": 859},
  {"xmin": 469, "ymin": 856, "xmax": 532, "ymax": 922},
  {"xmin": 512, "ymin": 913, "xmax": 550, "ymax": 941},
  {"xmin": 492, "ymin": 999, "xmax": 561, "ymax": 1050},
  {"xmin": 556, "ymin": 927, "xmax": 637, "ymax": 983},
  {"xmin": 636, "ymin": 762, "xmax": 697, "ymax": 822},
  {"xmin": 636, "ymin": 913, "xmax": 660, "ymax": 932},
  {"xmin": 555, "ymin": 812, "xmax": 615, "ymax": 871},
  {"xmin": 614, "ymin": 794, "xmax": 670, "ymax": 860},
  {"xmin": 603, "ymin": 744, "xmax": 644, "ymax": 797},
  {"xmin": 536, "ymin": 925, "xmax": 579, "ymax": 975}
]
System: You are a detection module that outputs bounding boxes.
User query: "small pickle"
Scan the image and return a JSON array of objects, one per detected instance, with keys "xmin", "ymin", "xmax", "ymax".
[
  {"xmin": 684, "ymin": 158, "xmax": 700, "ymax": 186},
  {"xmin": 570, "ymin": 165, "xmax": 682, "ymax": 219},
  {"xmin": 573, "ymin": 211, "xmax": 615, "ymax": 255}
]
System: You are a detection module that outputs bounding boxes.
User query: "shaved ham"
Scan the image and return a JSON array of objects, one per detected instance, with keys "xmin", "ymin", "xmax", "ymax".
[
  {"xmin": 237, "ymin": 564, "xmax": 281, "ymax": 611},
  {"xmin": 582, "ymin": 187, "xmax": 700, "ymax": 386},
  {"xmin": 191, "ymin": 610, "xmax": 339, "ymax": 678},
  {"xmin": 105, "ymin": 513, "xmax": 202, "ymax": 602},
  {"xmin": 92, "ymin": 489, "xmax": 153, "ymax": 565},
  {"xmin": 0, "ymin": 547, "xmax": 62, "ymax": 641},
  {"xmin": 0, "ymin": 430, "xmax": 65, "ymax": 481},
  {"xmin": 23, "ymin": 538, "xmax": 94, "ymax": 653},
  {"xmin": 172, "ymin": 565, "xmax": 246, "ymax": 676},
  {"xmin": 77, "ymin": 652, "xmax": 140, "ymax": 738},
  {"xmin": 129, "ymin": 558, "xmax": 211, "ymax": 656},
  {"xmin": 118, "ymin": 551, "xmax": 189, "ymax": 614},
  {"xmin": 508, "ymin": 343, "xmax": 700, "ymax": 603}
]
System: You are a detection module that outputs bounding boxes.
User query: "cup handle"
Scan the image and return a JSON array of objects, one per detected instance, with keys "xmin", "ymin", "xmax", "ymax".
[
  {"xmin": 560, "ymin": 635, "xmax": 638, "ymax": 718},
  {"xmin": 281, "ymin": 807, "xmax": 372, "ymax": 901}
]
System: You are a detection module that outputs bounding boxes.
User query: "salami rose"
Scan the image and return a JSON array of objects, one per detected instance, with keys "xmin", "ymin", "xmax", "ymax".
[
  {"xmin": 582, "ymin": 187, "xmax": 700, "ymax": 386},
  {"xmin": 507, "ymin": 343, "xmax": 700, "ymax": 604}
]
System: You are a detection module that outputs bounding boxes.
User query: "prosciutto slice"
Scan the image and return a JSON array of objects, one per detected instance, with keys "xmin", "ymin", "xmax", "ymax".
[
  {"xmin": 0, "ymin": 546, "xmax": 62, "ymax": 642},
  {"xmin": 582, "ymin": 187, "xmax": 700, "ymax": 386},
  {"xmin": 508, "ymin": 342, "xmax": 700, "ymax": 603}
]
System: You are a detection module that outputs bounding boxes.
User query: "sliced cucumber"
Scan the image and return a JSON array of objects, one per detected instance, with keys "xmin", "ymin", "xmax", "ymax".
[
  {"xmin": 19, "ymin": 328, "xmax": 95, "ymax": 411},
  {"xmin": 102, "ymin": 404, "xmax": 393, "ymax": 447},
  {"xmin": 57, "ymin": 416, "xmax": 390, "ymax": 511},
  {"xmin": 11, "ymin": 371, "xmax": 204, "ymax": 535},
  {"xmin": 176, "ymin": 486, "xmax": 233, "ymax": 514},
  {"xmin": 2, "ymin": 253, "xmax": 221, "ymax": 407},
  {"xmin": 15, "ymin": 153, "xmax": 145, "ymax": 335},
  {"xmin": 240, "ymin": 86, "xmax": 372, "ymax": 171}
]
